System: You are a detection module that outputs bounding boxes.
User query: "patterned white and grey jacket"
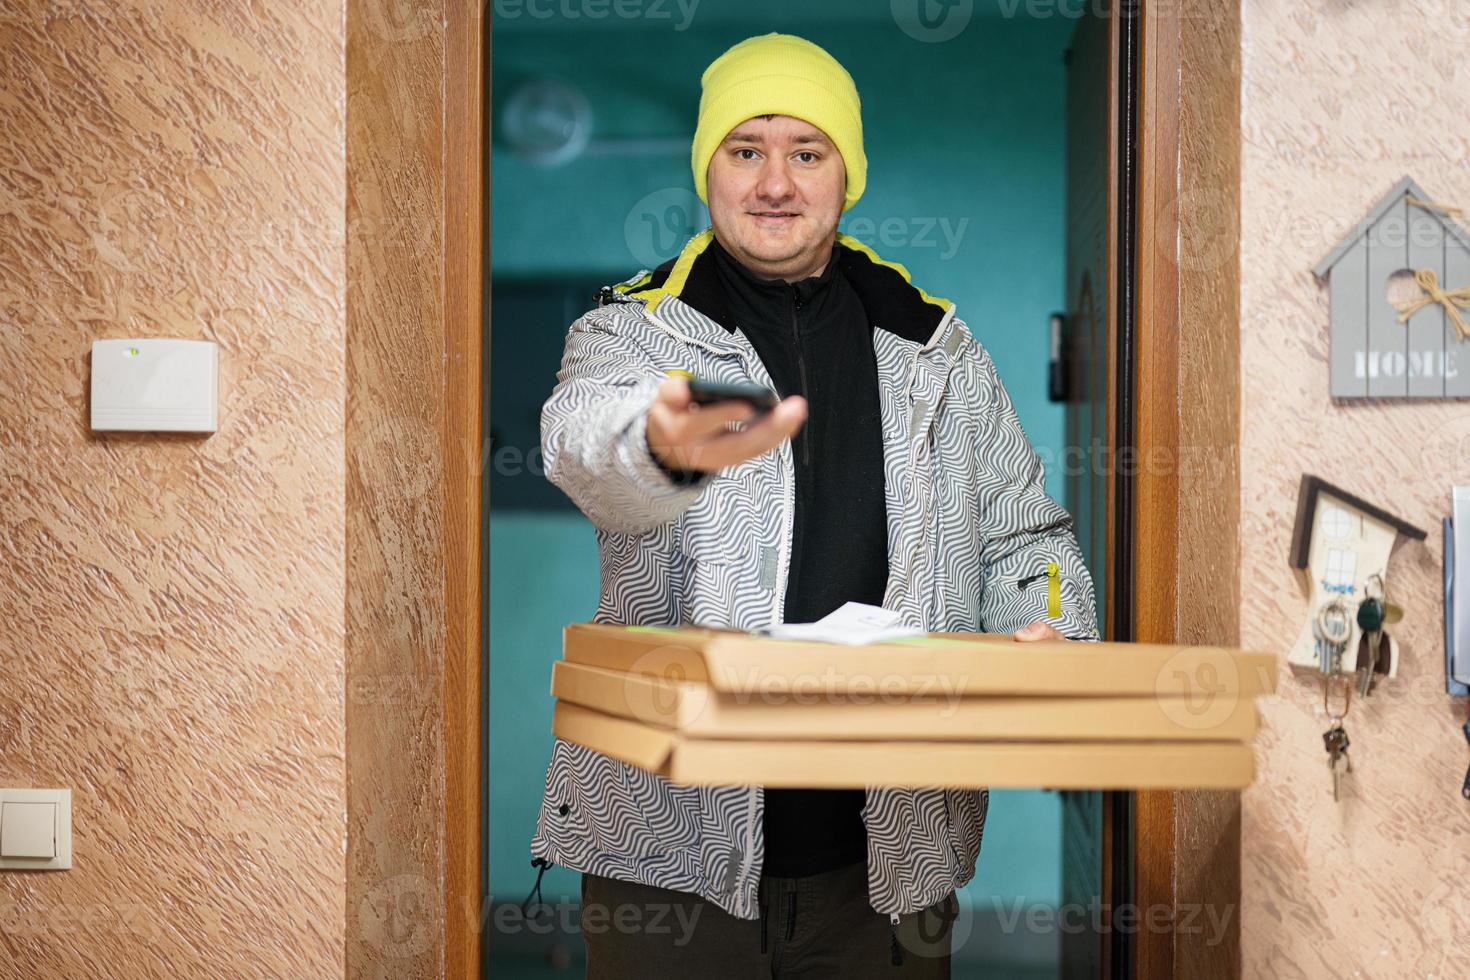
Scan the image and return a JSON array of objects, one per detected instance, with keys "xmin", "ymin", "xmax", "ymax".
[{"xmin": 530, "ymin": 228, "xmax": 1100, "ymax": 922}]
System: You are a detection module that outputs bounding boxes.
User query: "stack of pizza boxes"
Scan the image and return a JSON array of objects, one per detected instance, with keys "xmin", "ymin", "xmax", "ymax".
[{"xmin": 549, "ymin": 623, "xmax": 1276, "ymax": 790}]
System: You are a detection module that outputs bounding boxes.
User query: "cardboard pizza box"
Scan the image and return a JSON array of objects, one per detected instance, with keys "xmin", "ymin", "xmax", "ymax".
[
  {"xmin": 562, "ymin": 623, "xmax": 1279, "ymax": 699},
  {"xmin": 550, "ymin": 660, "xmax": 1259, "ymax": 743},
  {"xmin": 551, "ymin": 701, "xmax": 1256, "ymax": 790}
]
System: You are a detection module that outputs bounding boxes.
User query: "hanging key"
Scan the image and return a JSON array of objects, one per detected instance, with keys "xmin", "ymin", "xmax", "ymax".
[
  {"xmin": 1314, "ymin": 599, "xmax": 1352, "ymax": 675},
  {"xmin": 1323, "ymin": 723, "xmax": 1352, "ymax": 802},
  {"xmin": 1355, "ymin": 592, "xmax": 1385, "ymax": 697},
  {"xmin": 1322, "ymin": 671, "xmax": 1354, "ymax": 802}
]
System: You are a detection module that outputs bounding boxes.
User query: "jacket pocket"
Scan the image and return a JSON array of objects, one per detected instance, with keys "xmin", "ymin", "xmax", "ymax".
[
  {"xmin": 672, "ymin": 465, "xmax": 769, "ymax": 628},
  {"xmin": 545, "ymin": 739, "xmax": 674, "ymax": 861},
  {"xmin": 675, "ymin": 463, "xmax": 762, "ymax": 561},
  {"xmin": 944, "ymin": 787, "xmax": 987, "ymax": 870}
]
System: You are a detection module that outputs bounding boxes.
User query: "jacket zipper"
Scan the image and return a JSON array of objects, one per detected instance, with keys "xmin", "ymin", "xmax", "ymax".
[
  {"xmin": 643, "ymin": 304, "xmax": 788, "ymax": 913},
  {"xmin": 619, "ymin": 291, "xmax": 971, "ymax": 915},
  {"xmin": 1016, "ymin": 561, "xmax": 1061, "ymax": 618},
  {"xmin": 789, "ymin": 285, "xmax": 811, "ymax": 467},
  {"xmin": 641, "ymin": 306, "xmax": 795, "ymax": 625}
]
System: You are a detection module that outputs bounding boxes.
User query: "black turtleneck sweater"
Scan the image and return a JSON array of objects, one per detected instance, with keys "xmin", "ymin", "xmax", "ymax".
[{"xmin": 682, "ymin": 236, "xmax": 890, "ymax": 877}]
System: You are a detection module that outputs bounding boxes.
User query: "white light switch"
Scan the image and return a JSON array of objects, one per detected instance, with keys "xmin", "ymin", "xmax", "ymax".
[
  {"xmin": 90, "ymin": 338, "xmax": 219, "ymax": 432},
  {"xmin": 0, "ymin": 790, "xmax": 71, "ymax": 870},
  {"xmin": 1, "ymin": 802, "xmax": 55, "ymax": 858}
]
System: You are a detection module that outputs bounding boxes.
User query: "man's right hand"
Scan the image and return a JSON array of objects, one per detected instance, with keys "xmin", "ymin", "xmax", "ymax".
[{"xmin": 646, "ymin": 377, "xmax": 807, "ymax": 473}]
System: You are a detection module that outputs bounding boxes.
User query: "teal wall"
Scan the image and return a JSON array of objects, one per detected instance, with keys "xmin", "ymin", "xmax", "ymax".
[{"xmin": 489, "ymin": 0, "xmax": 1077, "ymax": 938}]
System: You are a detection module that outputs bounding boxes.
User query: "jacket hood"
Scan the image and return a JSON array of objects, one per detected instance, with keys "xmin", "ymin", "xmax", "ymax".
[{"xmin": 609, "ymin": 228, "xmax": 953, "ymax": 347}]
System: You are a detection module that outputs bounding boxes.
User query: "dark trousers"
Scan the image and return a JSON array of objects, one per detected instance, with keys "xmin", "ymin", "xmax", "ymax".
[{"xmin": 580, "ymin": 860, "xmax": 955, "ymax": 979}]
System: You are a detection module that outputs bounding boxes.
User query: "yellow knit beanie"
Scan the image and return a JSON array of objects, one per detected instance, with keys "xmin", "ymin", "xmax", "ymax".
[{"xmin": 691, "ymin": 33, "xmax": 866, "ymax": 212}]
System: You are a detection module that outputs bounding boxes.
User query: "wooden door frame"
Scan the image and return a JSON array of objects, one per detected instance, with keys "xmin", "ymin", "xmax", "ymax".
[
  {"xmin": 444, "ymin": 6, "xmax": 485, "ymax": 976},
  {"xmin": 340, "ymin": 0, "xmax": 1240, "ymax": 975},
  {"xmin": 345, "ymin": 1, "xmax": 484, "ymax": 977},
  {"xmin": 1131, "ymin": 1, "xmax": 1243, "ymax": 978}
]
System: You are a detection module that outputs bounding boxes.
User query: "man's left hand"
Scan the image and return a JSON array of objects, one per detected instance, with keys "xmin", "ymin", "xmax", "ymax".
[{"xmin": 1013, "ymin": 621, "xmax": 1066, "ymax": 641}]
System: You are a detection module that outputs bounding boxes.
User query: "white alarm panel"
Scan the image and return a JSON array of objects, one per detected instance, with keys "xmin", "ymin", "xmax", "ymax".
[{"xmin": 90, "ymin": 338, "xmax": 218, "ymax": 432}]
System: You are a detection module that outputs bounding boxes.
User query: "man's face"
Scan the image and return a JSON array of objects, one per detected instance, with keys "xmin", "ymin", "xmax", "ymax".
[{"xmin": 705, "ymin": 114, "xmax": 846, "ymax": 282}]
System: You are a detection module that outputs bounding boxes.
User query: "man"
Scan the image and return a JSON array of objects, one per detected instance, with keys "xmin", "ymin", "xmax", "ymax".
[{"xmin": 530, "ymin": 32, "xmax": 1099, "ymax": 977}]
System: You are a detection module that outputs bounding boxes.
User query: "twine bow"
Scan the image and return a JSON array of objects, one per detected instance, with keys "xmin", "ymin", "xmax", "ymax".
[
  {"xmin": 1407, "ymin": 195, "xmax": 1464, "ymax": 217},
  {"xmin": 1394, "ymin": 268, "xmax": 1470, "ymax": 341}
]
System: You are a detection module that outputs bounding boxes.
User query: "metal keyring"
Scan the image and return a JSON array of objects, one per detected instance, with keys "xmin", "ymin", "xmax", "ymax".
[
  {"xmin": 1314, "ymin": 598, "xmax": 1352, "ymax": 645},
  {"xmin": 1362, "ymin": 572, "xmax": 1385, "ymax": 601},
  {"xmin": 1323, "ymin": 669, "xmax": 1353, "ymax": 725}
]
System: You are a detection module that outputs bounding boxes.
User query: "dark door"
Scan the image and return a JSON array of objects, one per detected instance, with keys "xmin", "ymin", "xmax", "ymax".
[{"xmin": 1060, "ymin": 1, "xmax": 1137, "ymax": 977}]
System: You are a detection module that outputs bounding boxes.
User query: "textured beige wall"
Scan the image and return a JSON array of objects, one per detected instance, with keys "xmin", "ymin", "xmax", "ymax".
[
  {"xmin": 0, "ymin": 2, "xmax": 347, "ymax": 977},
  {"xmin": 1240, "ymin": 1, "xmax": 1470, "ymax": 977}
]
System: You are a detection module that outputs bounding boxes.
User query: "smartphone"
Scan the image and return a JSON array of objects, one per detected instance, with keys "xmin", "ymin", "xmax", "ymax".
[{"xmin": 685, "ymin": 377, "xmax": 779, "ymax": 417}]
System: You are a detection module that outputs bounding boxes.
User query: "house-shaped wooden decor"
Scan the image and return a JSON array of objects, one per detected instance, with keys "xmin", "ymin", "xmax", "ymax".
[
  {"xmin": 1287, "ymin": 474, "xmax": 1427, "ymax": 672},
  {"xmin": 1313, "ymin": 175, "xmax": 1470, "ymax": 398}
]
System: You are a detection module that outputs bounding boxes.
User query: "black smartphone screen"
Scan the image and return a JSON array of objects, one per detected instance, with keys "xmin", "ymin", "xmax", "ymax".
[{"xmin": 685, "ymin": 378, "xmax": 778, "ymax": 416}]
